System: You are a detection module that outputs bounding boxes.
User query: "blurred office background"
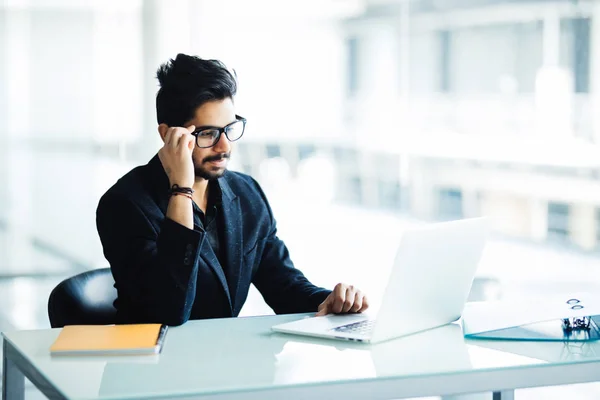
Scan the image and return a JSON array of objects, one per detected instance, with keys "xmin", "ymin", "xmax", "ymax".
[{"xmin": 3, "ymin": 0, "xmax": 600, "ymax": 398}]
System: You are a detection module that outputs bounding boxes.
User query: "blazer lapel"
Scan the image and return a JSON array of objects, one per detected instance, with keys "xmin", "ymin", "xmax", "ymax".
[
  {"xmin": 199, "ymin": 239, "xmax": 233, "ymax": 312},
  {"xmin": 218, "ymin": 176, "xmax": 243, "ymax": 312}
]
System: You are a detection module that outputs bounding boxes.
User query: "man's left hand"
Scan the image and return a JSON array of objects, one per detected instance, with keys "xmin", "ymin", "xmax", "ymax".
[{"xmin": 316, "ymin": 283, "xmax": 369, "ymax": 316}]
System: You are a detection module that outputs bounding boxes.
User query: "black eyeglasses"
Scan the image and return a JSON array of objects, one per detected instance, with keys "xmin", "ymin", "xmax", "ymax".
[{"xmin": 191, "ymin": 115, "xmax": 246, "ymax": 148}]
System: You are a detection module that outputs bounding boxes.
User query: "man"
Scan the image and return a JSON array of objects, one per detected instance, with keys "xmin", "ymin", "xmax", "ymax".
[{"xmin": 96, "ymin": 53, "xmax": 368, "ymax": 326}]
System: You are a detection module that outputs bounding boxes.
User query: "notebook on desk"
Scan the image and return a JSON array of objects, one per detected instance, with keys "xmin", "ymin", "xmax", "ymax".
[
  {"xmin": 50, "ymin": 324, "xmax": 168, "ymax": 356},
  {"xmin": 462, "ymin": 293, "xmax": 600, "ymax": 342},
  {"xmin": 464, "ymin": 315, "xmax": 600, "ymax": 342}
]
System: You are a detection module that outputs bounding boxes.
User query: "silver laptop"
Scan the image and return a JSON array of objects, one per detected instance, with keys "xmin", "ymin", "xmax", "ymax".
[{"xmin": 272, "ymin": 217, "xmax": 489, "ymax": 344}]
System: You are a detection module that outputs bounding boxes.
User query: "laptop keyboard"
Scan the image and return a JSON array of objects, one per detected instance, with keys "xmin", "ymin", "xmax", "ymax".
[{"xmin": 332, "ymin": 320, "xmax": 376, "ymax": 335}]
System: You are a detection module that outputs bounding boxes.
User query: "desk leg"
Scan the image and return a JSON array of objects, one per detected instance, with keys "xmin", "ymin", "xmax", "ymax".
[
  {"xmin": 493, "ymin": 390, "xmax": 515, "ymax": 400},
  {"xmin": 2, "ymin": 340, "xmax": 25, "ymax": 400}
]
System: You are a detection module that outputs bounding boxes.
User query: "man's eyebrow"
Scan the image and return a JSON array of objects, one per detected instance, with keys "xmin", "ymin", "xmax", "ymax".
[
  {"xmin": 195, "ymin": 119, "xmax": 237, "ymax": 129},
  {"xmin": 194, "ymin": 124, "xmax": 221, "ymax": 130}
]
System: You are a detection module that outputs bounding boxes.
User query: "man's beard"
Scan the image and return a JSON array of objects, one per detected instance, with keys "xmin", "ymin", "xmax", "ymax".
[{"xmin": 194, "ymin": 153, "xmax": 230, "ymax": 180}]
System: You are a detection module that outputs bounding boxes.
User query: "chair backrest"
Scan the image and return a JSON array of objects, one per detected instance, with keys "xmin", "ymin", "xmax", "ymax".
[{"xmin": 48, "ymin": 268, "xmax": 118, "ymax": 328}]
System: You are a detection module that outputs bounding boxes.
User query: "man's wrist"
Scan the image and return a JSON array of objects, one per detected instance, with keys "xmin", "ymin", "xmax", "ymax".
[
  {"xmin": 168, "ymin": 184, "xmax": 194, "ymax": 196},
  {"xmin": 171, "ymin": 192, "xmax": 193, "ymax": 201}
]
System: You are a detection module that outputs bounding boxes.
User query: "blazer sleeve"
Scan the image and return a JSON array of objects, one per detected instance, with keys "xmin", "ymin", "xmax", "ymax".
[
  {"xmin": 250, "ymin": 180, "xmax": 331, "ymax": 314},
  {"xmin": 96, "ymin": 192, "xmax": 205, "ymax": 326}
]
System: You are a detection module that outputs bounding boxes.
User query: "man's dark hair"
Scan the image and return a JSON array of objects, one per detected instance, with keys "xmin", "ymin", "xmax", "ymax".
[{"xmin": 156, "ymin": 53, "xmax": 237, "ymax": 126}]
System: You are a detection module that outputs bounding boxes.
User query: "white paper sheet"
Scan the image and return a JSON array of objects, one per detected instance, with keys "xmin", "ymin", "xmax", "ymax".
[{"xmin": 462, "ymin": 292, "xmax": 600, "ymax": 336}]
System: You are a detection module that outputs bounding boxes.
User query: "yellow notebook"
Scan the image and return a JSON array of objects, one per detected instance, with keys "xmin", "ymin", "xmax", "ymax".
[{"xmin": 50, "ymin": 324, "xmax": 168, "ymax": 356}]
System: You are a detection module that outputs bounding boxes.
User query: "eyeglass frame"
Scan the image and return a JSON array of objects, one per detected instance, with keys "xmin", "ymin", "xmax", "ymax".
[{"xmin": 190, "ymin": 115, "xmax": 246, "ymax": 148}]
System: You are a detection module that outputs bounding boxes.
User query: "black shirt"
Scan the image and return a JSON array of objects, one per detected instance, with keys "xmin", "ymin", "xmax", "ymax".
[{"xmin": 191, "ymin": 180, "xmax": 229, "ymax": 292}]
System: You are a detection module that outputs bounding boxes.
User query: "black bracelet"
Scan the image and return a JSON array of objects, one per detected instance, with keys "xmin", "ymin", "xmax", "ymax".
[{"xmin": 168, "ymin": 184, "xmax": 194, "ymax": 196}]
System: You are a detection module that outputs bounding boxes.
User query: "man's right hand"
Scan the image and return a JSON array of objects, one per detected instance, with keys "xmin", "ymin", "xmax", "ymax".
[{"xmin": 158, "ymin": 125, "xmax": 196, "ymax": 188}]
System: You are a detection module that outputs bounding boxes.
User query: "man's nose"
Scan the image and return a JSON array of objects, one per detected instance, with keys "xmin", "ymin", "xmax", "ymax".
[{"xmin": 213, "ymin": 132, "xmax": 231, "ymax": 153}]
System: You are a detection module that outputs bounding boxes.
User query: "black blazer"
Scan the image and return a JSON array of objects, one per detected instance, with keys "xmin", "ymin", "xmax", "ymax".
[{"xmin": 96, "ymin": 155, "xmax": 331, "ymax": 326}]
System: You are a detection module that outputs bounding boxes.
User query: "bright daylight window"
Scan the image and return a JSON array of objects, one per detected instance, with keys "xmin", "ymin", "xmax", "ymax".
[{"xmin": 0, "ymin": 0, "xmax": 598, "ymax": 345}]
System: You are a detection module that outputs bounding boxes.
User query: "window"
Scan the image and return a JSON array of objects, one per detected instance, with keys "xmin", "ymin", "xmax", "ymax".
[
  {"xmin": 265, "ymin": 144, "xmax": 281, "ymax": 158},
  {"xmin": 438, "ymin": 188, "xmax": 463, "ymax": 220},
  {"xmin": 547, "ymin": 202, "xmax": 570, "ymax": 242},
  {"xmin": 297, "ymin": 144, "xmax": 316, "ymax": 161},
  {"xmin": 595, "ymin": 209, "xmax": 600, "ymax": 245},
  {"xmin": 335, "ymin": 175, "xmax": 363, "ymax": 205},
  {"xmin": 439, "ymin": 30, "xmax": 451, "ymax": 92},
  {"xmin": 346, "ymin": 36, "xmax": 360, "ymax": 96},
  {"xmin": 378, "ymin": 180, "xmax": 402, "ymax": 211},
  {"xmin": 561, "ymin": 17, "xmax": 590, "ymax": 93}
]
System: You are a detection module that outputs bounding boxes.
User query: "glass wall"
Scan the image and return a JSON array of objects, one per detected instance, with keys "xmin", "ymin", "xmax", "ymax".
[{"xmin": 2, "ymin": 1, "xmax": 600, "ymax": 396}]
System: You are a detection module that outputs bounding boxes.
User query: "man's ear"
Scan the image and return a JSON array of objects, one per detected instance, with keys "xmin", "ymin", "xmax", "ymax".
[{"xmin": 158, "ymin": 124, "xmax": 169, "ymax": 143}]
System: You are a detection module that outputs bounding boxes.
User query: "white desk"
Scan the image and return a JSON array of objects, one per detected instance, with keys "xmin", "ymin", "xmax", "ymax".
[{"xmin": 3, "ymin": 313, "xmax": 600, "ymax": 400}]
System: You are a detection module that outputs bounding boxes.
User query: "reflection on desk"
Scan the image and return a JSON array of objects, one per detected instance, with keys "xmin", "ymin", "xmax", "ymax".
[
  {"xmin": 97, "ymin": 318, "xmax": 474, "ymax": 398},
  {"xmin": 470, "ymin": 337, "xmax": 600, "ymax": 364},
  {"xmin": 3, "ymin": 313, "xmax": 555, "ymax": 400}
]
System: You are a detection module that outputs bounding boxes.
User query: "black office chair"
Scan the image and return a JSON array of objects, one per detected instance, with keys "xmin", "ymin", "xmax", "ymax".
[{"xmin": 48, "ymin": 268, "xmax": 118, "ymax": 328}]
